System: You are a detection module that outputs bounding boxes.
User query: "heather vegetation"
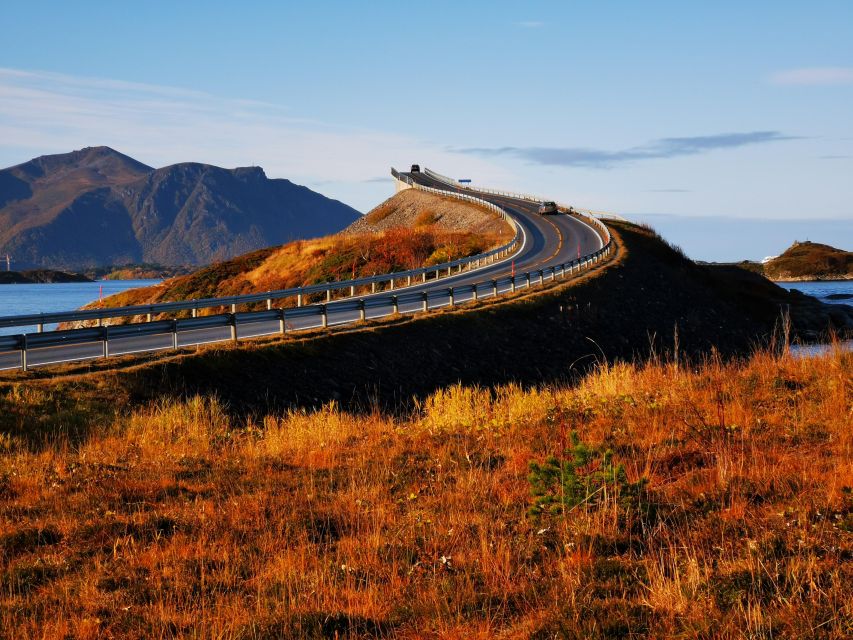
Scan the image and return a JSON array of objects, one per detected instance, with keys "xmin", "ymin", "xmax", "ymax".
[
  {"xmin": 0, "ymin": 345, "xmax": 850, "ymax": 638},
  {"xmin": 737, "ymin": 241, "xmax": 852, "ymax": 281},
  {"xmin": 79, "ymin": 225, "xmax": 501, "ymax": 321}
]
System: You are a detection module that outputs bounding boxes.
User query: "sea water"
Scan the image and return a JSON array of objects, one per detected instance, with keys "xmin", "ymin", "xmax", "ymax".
[{"xmin": 0, "ymin": 280, "xmax": 161, "ymax": 336}]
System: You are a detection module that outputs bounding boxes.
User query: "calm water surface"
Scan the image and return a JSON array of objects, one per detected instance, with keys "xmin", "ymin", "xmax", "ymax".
[
  {"xmin": 0, "ymin": 280, "xmax": 160, "ymax": 336},
  {"xmin": 780, "ymin": 280, "xmax": 853, "ymax": 356}
]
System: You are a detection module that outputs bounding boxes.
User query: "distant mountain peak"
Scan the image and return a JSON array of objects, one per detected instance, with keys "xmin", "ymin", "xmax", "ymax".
[{"xmin": 0, "ymin": 147, "xmax": 360, "ymax": 270}]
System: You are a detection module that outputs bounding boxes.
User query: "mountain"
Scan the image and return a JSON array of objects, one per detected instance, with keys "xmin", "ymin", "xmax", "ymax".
[{"xmin": 0, "ymin": 147, "xmax": 360, "ymax": 269}]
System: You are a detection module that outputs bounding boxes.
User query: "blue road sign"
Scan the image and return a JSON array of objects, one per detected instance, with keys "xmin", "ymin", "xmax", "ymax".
[{"xmin": 459, "ymin": 179, "xmax": 472, "ymax": 183}]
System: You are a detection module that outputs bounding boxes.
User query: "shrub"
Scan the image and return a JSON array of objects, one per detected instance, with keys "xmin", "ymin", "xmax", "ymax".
[{"xmin": 528, "ymin": 432, "xmax": 647, "ymax": 519}]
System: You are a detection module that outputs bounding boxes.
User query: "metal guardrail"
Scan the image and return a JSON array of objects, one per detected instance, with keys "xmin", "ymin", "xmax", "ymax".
[
  {"xmin": 0, "ymin": 244, "xmax": 613, "ymax": 372},
  {"xmin": 0, "ymin": 177, "xmax": 523, "ymax": 332},
  {"xmin": 0, "ymin": 168, "xmax": 613, "ymax": 372}
]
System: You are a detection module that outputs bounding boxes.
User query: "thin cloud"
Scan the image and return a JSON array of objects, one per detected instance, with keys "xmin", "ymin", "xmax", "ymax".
[
  {"xmin": 646, "ymin": 189, "xmax": 692, "ymax": 193},
  {"xmin": 459, "ymin": 131, "xmax": 799, "ymax": 169},
  {"xmin": 0, "ymin": 67, "xmax": 508, "ymax": 210},
  {"xmin": 362, "ymin": 176, "xmax": 390, "ymax": 183},
  {"xmin": 518, "ymin": 21, "xmax": 544, "ymax": 28},
  {"xmin": 770, "ymin": 67, "xmax": 853, "ymax": 86}
]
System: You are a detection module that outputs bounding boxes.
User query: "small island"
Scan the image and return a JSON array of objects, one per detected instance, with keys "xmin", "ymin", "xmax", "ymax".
[
  {"xmin": 739, "ymin": 240, "xmax": 852, "ymax": 281},
  {"xmin": 0, "ymin": 269, "xmax": 93, "ymax": 284}
]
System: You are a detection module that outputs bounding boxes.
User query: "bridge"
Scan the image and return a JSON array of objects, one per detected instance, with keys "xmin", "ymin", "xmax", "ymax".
[{"xmin": 0, "ymin": 168, "xmax": 613, "ymax": 371}]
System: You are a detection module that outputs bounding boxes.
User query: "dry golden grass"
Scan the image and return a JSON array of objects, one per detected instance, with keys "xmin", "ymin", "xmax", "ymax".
[
  {"xmin": 71, "ymin": 226, "xmax": 502, "ymax": 326},
  {"xmin": 1, "ymin": 346, "xmax": 851, "ymax": 638}
]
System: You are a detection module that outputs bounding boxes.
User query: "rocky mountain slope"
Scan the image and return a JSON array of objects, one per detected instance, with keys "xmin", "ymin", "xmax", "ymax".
[{"xmin": 0, "ymin": 147, "xmax": 360, "ymax": 269}]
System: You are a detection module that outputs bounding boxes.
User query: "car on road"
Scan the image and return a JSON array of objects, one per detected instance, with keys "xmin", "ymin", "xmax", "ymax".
[
  {"xmin": 410, "ymin": 164, "xmax": 420, "ymax": 172},
  {"xmin": 538, "ymin": 201, "xmax": 558, "ymax": 215}
]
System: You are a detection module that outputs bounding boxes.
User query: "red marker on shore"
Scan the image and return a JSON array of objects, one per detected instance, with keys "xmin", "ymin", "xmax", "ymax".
[{"xmin": 511, "ymin": 261, "xmax": 515, "ymax": 277}]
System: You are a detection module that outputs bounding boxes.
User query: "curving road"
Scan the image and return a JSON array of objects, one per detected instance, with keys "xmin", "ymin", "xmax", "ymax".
[{"xmin": 0, "ymin": 171, "xmax": 604, "ymax": 371}]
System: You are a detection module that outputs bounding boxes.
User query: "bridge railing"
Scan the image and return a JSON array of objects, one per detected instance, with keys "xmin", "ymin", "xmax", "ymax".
[
  {"xmin": 0, "ymin": 178, "xmax": 524, "ymax": 333},
  {"xmin": 0, "ymin": 240, "xmax": 613, "ymax": 372}
]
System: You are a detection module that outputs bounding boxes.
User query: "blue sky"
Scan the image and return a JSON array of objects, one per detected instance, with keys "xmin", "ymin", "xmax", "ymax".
[{"xmin": 1, "ymin": 0, "xmax": 851, "ymax": 260}]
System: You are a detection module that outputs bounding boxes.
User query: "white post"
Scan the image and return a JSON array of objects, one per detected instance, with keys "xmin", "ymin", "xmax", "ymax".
[{"xmin": 20, "ymin": 335, "xmax": 27, "ymax": 372}]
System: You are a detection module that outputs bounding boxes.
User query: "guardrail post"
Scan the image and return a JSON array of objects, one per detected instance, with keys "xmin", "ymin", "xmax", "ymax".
[
  {"xmin": 422, "ymin": 292, "xmax": 428, "ymax": 312},
  {"xmin": 21, "ymin": 334, "xmax": 27, "ymax": 372},
  {"xmin": 147, "ymin": 313, "xmax": 152, "ymax": 322},
  {"xmin": 231, "ymin": 303, "xmax": 237, "ymax": 313},
  {"xmin": 192, "ymin": 307, "xmax": 198, "ymax": 318},
  {"xmin": 97, "ymin": 317, "xmax": 102, "ymax": 327},
  {"xmin": 447, "ymin": 266, "xmax": 452, "ymax": 276},
  {"xmin": 371, "ymin": 282, "xmax": 376, "ymax": 294},
  {"xmin": 538, "ymin": 271, "xmax": 544, "ymax": 286},
  {"xmin": 230, "ymin": 314, "xmax": 237, "ymax": 343},
  {"xmin": 492, "ymin": 280, "xmax": 498, "ymax": 297},
  {"xmin": 472, "ymin": 284, "xmax": 478, "ymax": 302},
  {"xmin": 422, "ymin": 272, "xmax": 427, "ymax": 283},
  {"xmin": 279, "ymin": 309, "xmax": 286, "ymax": 334},
  {"xmin": 266, "ymin": 298, "xmax": 272, "ymax": 310},
  {"xmin": 526, "ymin": 273, "xmax": 531, "ymax": 289},
  {"xmin": 103, "ymin": 326, "xmax": 109, "ymax": 358},
  {"xmin": 171, "ymin": 320, "xmax": 178, "ymax": 350},
  {"xmin": 510, "ymin": 276, "xmax": 516, "ymax": 293},
  {"xmin": 37, "ymin": 321, "xmax": 43, "ymax": 333},
  {"xmin": 392, "ymin": 295, "xmax": 399, "ymax": 315},
  {"xmin": 359, "ymin": 300, "xmax": 366, "ymax": 322},
  {"xmin": 448, "ymin": 287, "xmax": 455, "ymax": 306},
  {"xmin": 297, "ymin": 293, "xmax": 303, "ymax": 307},
  {"xmin": 350, "ymin": 285, "xmax": 355, "ymax": 297},
  {"xmin": 407, "ymin": 275, "xmax": 412, "ymax": 286},
  {"xmin": 390, "ymin": 278, "xmax": 395, "ymax": 291},
  {"xmin": 321, "ymin": 304, "xmax": 328, "ymax": 328},
  {"xmin": 325, "ymin": 288, "xmax": 331, "ymax": 302}
]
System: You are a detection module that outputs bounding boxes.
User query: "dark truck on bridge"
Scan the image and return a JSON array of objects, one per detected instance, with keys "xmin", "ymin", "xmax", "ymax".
[{"xmin": 538, "ymin": 201, "xmax": 558, "ymax": 215}]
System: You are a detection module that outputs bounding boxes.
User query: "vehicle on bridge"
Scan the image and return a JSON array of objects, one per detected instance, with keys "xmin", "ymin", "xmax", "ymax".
[
  {"xmin": 410, "ymin": 164, "xmax": 420, "ymax": 172},
  {"xmin": 538, "ymin": 201, "xmax": 558, "ymax": 215}
]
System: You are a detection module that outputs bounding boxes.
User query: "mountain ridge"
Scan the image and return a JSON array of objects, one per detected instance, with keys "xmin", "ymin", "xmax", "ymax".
[{"xmin": 0, "ymin": 147, "xmax": 360, "ymax": 269}]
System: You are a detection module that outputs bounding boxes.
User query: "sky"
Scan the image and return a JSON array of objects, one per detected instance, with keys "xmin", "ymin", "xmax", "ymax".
[{"xmin": 1, "ymin": 0, "xmax": 851, "ymax": 260}]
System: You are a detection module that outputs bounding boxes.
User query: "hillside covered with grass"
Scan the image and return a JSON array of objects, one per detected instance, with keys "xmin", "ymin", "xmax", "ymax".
[
  {"xmin": 0, "ymin": 346, "xmax": 850, "ymax": 638},
  {"xmin": 762, "ymin": 241, "xmax": 852, "ymax": 281},
  {"xmin": 735, "ymin": 241, "xmax": 852, "ymax": 281},
  {"xmin": 73, "ymin": 189, "xmax": 507, "ymax": 321}
]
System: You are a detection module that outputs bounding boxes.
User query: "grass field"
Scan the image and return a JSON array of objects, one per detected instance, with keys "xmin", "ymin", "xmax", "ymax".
[{"xmin": 1, "ymin": 344, "xmax": 850, "ymax": 638}]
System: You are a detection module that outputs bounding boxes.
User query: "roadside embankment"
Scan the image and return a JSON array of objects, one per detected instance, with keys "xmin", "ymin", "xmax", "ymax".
[{"xmin": 2, "ymin": 221, "xmax": 850, "ymax": 424}]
